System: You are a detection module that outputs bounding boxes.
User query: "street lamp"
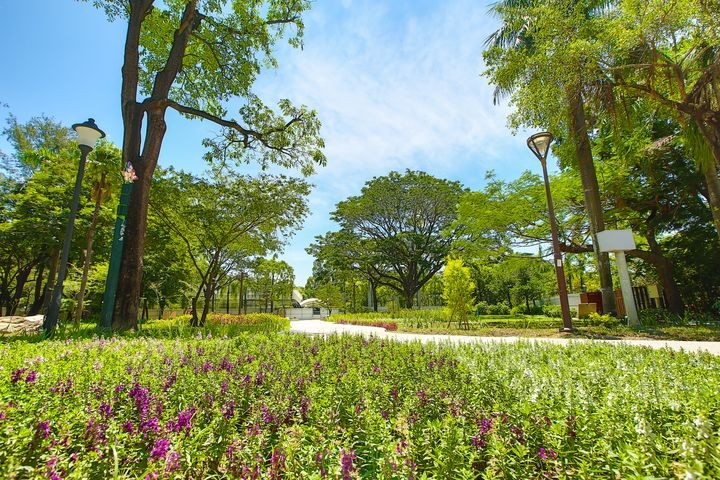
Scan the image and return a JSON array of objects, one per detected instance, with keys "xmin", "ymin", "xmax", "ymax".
[
  {"xmin": 527, "ymin": 132, "xmax": 574, "ymax": 332},
  {"xmin": 44, "ymin": 119, "xmax": 105, "ymax": 335}
]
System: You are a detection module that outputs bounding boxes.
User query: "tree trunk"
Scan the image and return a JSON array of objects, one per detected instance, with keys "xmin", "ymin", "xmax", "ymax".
[
  {"xmin": 567, "ymin": 84, "xmax": 616, "ymax": 314},
  {"xmin": 27, "ymin": 262, "xmax": 46, "ymax": 315},
  {"xmin": 645, "ymin": 228, "xmax": 684, "ymax": 314},
  {"xmin": 702, "ymin": 154, "xmax": 720, "ymax": 241},
  {"xmin": 200, "ymin": 281, "xmax": 213, "ymax": 326},
  {"xmin": 403, "ymin": 289, "xmax": 414, "ymax": 308},
  {"xmin": 238, "ymin": 272, "xmax": 245, "ymax": 314},
  {"xmin": 113, "ymin": 1, "xmax": 197, "ymax": 330},
  {"xmin": 74, "ymin": 176, "xmax": 105, "ymax": 326},
  {"xmin": 113, "ymin": 110, "xmax": 167, "ymax": 330},
  {"xmin": 9, "ymin": 264, "xmax": 34, "ymax": 316},
  {"xmin": 41, "ymin": 249, "xmax": 59, "ymax": 315},
  {"xmin": 694, "ymin": 116, "xmax": 720, "ymax": 240}
]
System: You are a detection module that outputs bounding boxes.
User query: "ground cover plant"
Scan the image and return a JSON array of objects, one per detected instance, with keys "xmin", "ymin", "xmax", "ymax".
[{"xmin": 2, "ymin": 332, "xmax": 720, "ymax": 479}]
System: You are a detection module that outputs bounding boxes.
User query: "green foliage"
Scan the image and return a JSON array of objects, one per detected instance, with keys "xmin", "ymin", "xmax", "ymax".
[
  {"xmin": 443, "ymin": 259, "xmax": 474, "ymax": 329},
  {"xmin": 475, "ymin": 301, "xmax": 511, "ymax": 316},
  {"xmin": 2, "ymin": 334, "xmax": 720, "ymax": 478},
  {"xmin": 327, "ymin": 170, "xmax": 467, "ymax": 308}
]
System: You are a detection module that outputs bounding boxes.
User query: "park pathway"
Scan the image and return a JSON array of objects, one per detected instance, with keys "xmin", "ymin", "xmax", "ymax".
[{"xmin": 289, "ymin": 319, "xmax": 720, "ymax": 355}]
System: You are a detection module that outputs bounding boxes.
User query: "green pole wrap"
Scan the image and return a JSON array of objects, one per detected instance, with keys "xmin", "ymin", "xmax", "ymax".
[{"xmin": 100, "ymin": 181, "xmax": 133, "ymax": 330}]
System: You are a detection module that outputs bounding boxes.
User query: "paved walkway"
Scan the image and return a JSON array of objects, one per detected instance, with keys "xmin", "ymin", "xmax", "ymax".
[{"xmin": 289, "ymin": 320, "xmax": 720, "ymax": 355}]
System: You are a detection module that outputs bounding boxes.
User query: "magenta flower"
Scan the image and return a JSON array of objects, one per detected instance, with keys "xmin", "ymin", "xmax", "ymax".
[
  {"xmin": 99, "ymin": 402, "xmax": 112, "ymax": 419},
  {"xmin": 150, "ymin": 438, "xmax": 171, "ymax": 461},
  {"xmin": 166, "ymin": 451, "xmax": 181, "ymax": 472},
  {"xmin": 538, "ymin": 447, "xmax": 557, "ymax": 460},
  {"xmin": 38, "ymin": 420, "xmax": 51, "ymax": 438},
  {"xmin": 168, "ymin": 407, "xmax": 196, "ymax": 434},
  {"xmin": 123, "ymin": 421, "xmax": 134, "ymax": 434},
  {"xmin": 25, "ymin": 370, "xmax": 37, "ymax": 383},
  {"xmin": 340, "ymin": 449, "xmax": 356, "ymax": 480},
  {"xmin": 10, "ymin": 368, "xmax": 27, "ymax": 383}
]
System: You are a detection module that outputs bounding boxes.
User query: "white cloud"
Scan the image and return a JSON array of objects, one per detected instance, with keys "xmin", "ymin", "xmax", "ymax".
[{"xmin": 255, "ymin": 0, "xmax": 531, "ymax": 283}]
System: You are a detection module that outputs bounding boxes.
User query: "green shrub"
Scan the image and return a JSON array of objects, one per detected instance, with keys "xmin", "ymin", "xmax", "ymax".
[
  {"xmin": 475, "ymin": 301, "xmax": 511, "ymax": 315},
  {"xmin": 333, "ymin": 318, "xmax": 399, "ymax": 331},
  {"xmin": 579, "ymin": 312, "xmax": 621, "ymax": 327}
]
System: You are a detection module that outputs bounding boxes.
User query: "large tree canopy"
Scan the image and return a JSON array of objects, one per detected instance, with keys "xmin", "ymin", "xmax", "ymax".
[
  {"xmin": 83, "ymin": 0, "xmax": 325, "ymax": 329},
  {"xmin": 323, "ymin": 170, "xmax": 466, "ymax": 308}
]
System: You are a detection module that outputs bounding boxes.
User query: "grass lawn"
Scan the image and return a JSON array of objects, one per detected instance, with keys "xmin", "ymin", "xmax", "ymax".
[{"xmin": 1, "ymin": 325, "xmax": 719, "ymax": 479}]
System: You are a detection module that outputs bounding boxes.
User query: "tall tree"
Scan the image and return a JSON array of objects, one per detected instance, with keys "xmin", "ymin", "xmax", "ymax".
[
  {"xmin": 84, "ymin": 0, "xmax": 325, "ymax": 329},
  {"xmin": 328, "ymin": 170, "xmax": 466, "ymax": 308},
  {"xmin": 484, "ymin": 0, "xmax": 617, "ymax": 313}
]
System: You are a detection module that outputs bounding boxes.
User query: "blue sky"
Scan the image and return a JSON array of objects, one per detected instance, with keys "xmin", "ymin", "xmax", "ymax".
[{"xmin": 0, "ymin": 0, "xmax": 544, "ymax": 285}]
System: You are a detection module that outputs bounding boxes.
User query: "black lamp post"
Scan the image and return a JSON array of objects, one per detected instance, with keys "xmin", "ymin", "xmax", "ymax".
[
  {"xmin": 527, "ymin": 132, "xmax": 574, "ymax": 332},
  {"xmin": 43, "ymin": 119, "xmax": 105, "ymax": 335}
]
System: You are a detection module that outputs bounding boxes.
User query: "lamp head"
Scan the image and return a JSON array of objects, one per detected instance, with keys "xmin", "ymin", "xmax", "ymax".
[
  {"xmin": 527, "ymin": 131, "xmax": 553, "ymax": 162},
  {"xmin": 72, "ymin": 118, "xmax": 105, "ymax": 149}
]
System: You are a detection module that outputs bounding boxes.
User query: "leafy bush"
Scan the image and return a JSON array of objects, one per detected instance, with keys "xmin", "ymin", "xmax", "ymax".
[
  {"xmin": 542, "ymin": 305, "xmax": 579, "ymax": 319},
  {"xmin": 475, "ymin": 301, "xmax": 511, "ymax": 315},
  {"xmin": 579, "ymin": 312, "xmax": 621, "ymax": 327},
  {"xmin": 1, "ymin": 335, "xmax": 719, "ymax": 478}
]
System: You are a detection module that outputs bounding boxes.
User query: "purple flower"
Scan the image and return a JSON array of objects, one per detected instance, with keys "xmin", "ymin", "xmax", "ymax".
[
  {"xmin": 300, "ymin": 397, "xmax": 310, "ymax": 417},
  {"xmin": 270, "ymin": 448, "xmax": 286, "ymax": 477},
  {"xmin": 38, "ymin": 420, "xmax": 51, "ymax": 438},
  {"xmin": 150, "ymin": 438, "xmax": 171, "ymax": 461},
  {"xmin": 479, "ymin": 417, "xmax": 493, "ymax": 435},
  {"xmin": 128, "ymin": 382, "xmax": 151, "ymax": 418},
  {"xmin": 261, "ymin": 405, "xmax": 274, "ymax": 424},
  {"xmin": 144, "ymin": 473, "xmax": 158, "ymax": 480},
  {"xmin": 538, "ymin": 447, "xmax": 557, "ymax": 460},
  {"xmin": 163, "ymin": 374, "xmax": 176, "ymax": 392},
  {"xmin": 140, "ymin": 417, "xmax": 161, "ymax": 435},
  {"xmin": 25, "ymin": 370, "xmax": 37, "ymax": 383},
  {"xmin": 169, "ymin": 407, "xmax": 196, "ymax": 434},
  {"xmin": 50, "ymin": 473, "xmax": 63, "ymax": 480},
  {"xmin": 471, "ymin": 435, "xmax": 486, "ymax": 449},
  {"xmin": 99, "ymin": 402, "xmax": 112, "ymax": 419},
  {"xmin": 315, "ymin": 450, "xmax": 327, "ymax": 478},
  {"xmin": 222, "ymin": 401, "xmax": 235, "ymax": 420},
  {"xmin": 123, "ymin": 421, "xmax": 134, "ymax": 434},
  {"xmin": 219, "ymin": 357, "xmax": 233, "ymax": 371},
  {"xmin": 340, "ymin": 449, "xmax": 356, "ymax": 480},
  {"xmin": 202, "ymin": 362, "xmax": 213, "ymax": 372},
  {"xmin": 10, "ymin": 368, "xmax": 27, "ymax": 383},
  {"xmin": 166, "ymin": 451, "xmax": 181, "ymax": 472}
]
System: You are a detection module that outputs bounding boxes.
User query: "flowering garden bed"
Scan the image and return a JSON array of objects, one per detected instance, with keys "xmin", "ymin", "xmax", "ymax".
[{"xmin": 1, "ymin": 333, "xmax": 719, "ymax": 478}]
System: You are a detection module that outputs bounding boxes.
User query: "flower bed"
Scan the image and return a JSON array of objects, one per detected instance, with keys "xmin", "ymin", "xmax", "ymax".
[{"xmin": 1, "ymin": 334, "xmax": 719, "ymax": 478}]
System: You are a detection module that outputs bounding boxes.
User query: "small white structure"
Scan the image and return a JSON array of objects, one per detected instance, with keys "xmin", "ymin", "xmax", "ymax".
[
  {"xmin": 286, "ymin": 290, "xmax": 340, "ymax": 320},
  {"xmin": 597, "ymin": 229, "xmax": 639, "ymax": 326},
  {"xmin": 285, "ymin": 307, "xmax": 340, "ymax": 320}
]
